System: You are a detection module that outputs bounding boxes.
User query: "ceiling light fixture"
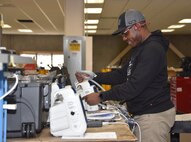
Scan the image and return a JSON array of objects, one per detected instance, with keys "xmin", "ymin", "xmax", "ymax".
[
  {"xmin": 18, "ymin": 29, "xmax": 33, "ymax": 32},
  {"xmin": 179, "ymin": 19, "xmax": 191, "ymax": 23},
  {"xmin": 3, "ymin": 24, "xmax": 11, "ymax": 28},
  {"xmin": 168, "ymin": 25, "xmax": 185, "ymax": 29},
  {"xmin": 84, "ymin": 0, "xmax": 104, "ymax": 4},
  {"xmin": 84, "ymin": 20, "xmax": 99, "ymax": 24},
  {"xmin": 85, "ymin": 25, "xmax": 97, "ymax": 29},
  {"xmin": 161, "ymin": 29, "xmax": 175, "ymax": 32},
  {"xmin": 84, "ymin": 8, "xmax": 102, "ymax": 14},
  {"xmin": 85, "ymin": 30, "xmax": 96, "ymax": 33}
]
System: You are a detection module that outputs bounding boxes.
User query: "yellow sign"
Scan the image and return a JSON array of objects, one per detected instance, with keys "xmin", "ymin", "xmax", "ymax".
[{"xmin": 69, "ymin": 43, "xmax": 80, "ymax": 52}]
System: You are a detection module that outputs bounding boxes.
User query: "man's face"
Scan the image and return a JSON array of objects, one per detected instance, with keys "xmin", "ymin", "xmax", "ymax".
[{"xmin": 121, "ymin": 24, "xmax": 142, "ymax": 47}]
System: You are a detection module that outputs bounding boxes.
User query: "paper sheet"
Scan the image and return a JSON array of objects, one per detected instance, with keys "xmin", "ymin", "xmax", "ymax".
[{"xmin": 62, "ymin": 132, "xmax": 117, "ymax": 139}]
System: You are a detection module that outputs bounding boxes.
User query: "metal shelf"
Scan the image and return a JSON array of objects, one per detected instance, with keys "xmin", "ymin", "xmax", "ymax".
[{"xmin": 0, "ymin": 53, "xmax": 35, "ymax": 64}]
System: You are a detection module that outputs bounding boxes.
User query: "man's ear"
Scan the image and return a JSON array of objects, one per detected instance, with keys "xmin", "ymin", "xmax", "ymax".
[{"xmin": 134, "ymin": 23, "xmax": 141, "ymax": 30}]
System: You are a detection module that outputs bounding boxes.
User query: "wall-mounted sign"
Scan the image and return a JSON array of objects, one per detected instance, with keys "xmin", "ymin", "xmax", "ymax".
[{"xmin": 69, "ymin": 40, "xmax": 80, "ymax": 52}]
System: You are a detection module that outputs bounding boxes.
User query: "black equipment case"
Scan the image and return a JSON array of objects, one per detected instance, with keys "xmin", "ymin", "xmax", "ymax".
[{"xmin": 6, "ymin": 82, "xmax": 50, "ymax": 138}]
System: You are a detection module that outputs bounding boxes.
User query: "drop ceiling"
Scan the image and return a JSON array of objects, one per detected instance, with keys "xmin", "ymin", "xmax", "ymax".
[{"xmin": 1, "ymin": 0, "xmax": 191, "ymax": 35}]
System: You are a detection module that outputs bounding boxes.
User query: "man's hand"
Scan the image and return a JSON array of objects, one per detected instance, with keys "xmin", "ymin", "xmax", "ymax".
[
  {"xmin": 83, "ymin": 93, "xmax": 101, "ymax": 105},
  {"xmin": 75, "ymin": 72, "xmax": 90, "ymax": 82},
  {"xmin": 75, "ymin": 71, "xmax": 97, "ymax": 83}
]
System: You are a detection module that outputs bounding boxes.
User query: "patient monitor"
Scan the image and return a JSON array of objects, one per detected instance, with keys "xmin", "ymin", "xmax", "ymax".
[{"xmin": 49, "ymin": 86, "xmax": 87, "ymax": 137}]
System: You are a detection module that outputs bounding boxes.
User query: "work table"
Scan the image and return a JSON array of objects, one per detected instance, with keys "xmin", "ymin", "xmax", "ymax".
[{"xmin": 7, "ymin": 123, "xmax": 137, "ymax": 142}]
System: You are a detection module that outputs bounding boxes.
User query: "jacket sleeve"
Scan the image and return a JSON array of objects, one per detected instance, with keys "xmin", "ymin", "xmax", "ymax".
[
  {"xmin": 93, "ymin": 62, "xmax": 129, "ymax": 85},
  {"xmin": 100, "ymin": 42, "xmax": 166, "ymax": 101}
]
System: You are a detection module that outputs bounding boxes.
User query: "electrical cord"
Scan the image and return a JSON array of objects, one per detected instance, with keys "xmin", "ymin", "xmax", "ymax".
[
  {"xmin": 106, "ymin": 114, "xmax": 141, "ymax": 142},
  {"xmin": 89, "ymin": 79, "xmax": 106, "ymax": 91},
  {"xmin": 104, "ymin": 104, "xmax": 141, "ymax": 142},
  {"xmin": 16, "ymin": 101, "xmax": 36, "ymax": 123},
  {"xmin": 0, "ymin": 74, "xmax": 19, "ymax": 100},
  {"xmin": 117, "ymin": 108, "xmax": 141, "ymax": 142},
  {"xmin": 134, "ymin": 121, "xmax": 141, "ymax": 142},
  {"xmin": 88, "ymin": 79, "xmax": 108, "ymax": 109}
]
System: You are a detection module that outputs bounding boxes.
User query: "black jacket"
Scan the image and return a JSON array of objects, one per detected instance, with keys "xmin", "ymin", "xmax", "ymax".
[{"xmin": 94, "ymin": 30, "xmax": 174, "ymax": 115}]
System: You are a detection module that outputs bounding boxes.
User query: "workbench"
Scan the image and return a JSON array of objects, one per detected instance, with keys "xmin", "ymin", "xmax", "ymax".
[
  {"xmin": 7, "ymin": 124, "xmax": 137, "ymax": 142},
  {"xmin": 170, "ymin": 113, "xmax": 191, "ymax": 142},
  {"xmin": 170, "ymin": 121, "xmax": 191, "ymax": 142}
]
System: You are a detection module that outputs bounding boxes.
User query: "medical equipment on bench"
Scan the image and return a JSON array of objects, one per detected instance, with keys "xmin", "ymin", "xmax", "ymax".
[
  {"xmin": 50, "ymin": 74, "xmax": 70, "ymax": 107},
  {"xmin": 6, "ymin": 81, "xmax": 50, "ymax": 138},
  {"xmin": 76, "ymin": 80, "xmax": 99, "ymax": 111},
  {"xmin": 75, "ymin": 70, "xmax": 105, "ymax": 111},
  {"xmin": 49, "ymin": 86, "xmax": 87, "ymax": 137},
  {"xmin": 0, "ymin": 52, "xmax": 35, "ymax": 141}
]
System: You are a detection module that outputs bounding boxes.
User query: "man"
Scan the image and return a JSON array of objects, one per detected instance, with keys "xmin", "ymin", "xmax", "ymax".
[{"xmin": 76, "ymin": 9, "xmax": 175, "ymax": 142}]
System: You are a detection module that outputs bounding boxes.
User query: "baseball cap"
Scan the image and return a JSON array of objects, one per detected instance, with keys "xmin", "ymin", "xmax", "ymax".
[{"xmin": 112, "ymin": 9, "xmax": 145, "ymax": 35}]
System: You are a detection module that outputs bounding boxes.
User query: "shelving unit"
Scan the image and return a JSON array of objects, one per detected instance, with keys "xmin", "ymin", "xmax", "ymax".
[{"xmin": 0, "ymin": 53, "xmax": 35, "ymax": 142}]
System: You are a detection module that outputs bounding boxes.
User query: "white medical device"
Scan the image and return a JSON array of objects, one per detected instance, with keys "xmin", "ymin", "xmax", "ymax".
[
  {"xmin": 49, "ymin": 86, "xmax": 87, "ymax": 137},
  {"xmin": 76, "ymin": 80, "xmax": 99, "ymax": 111},
  {"xmin": 50, "ymin": 82, "xmax": 60, "ymax": 107}
]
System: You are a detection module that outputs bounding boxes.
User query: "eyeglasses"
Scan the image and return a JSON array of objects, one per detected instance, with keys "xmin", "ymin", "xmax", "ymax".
[
  {"xmin": 121, "ymin": 25, "xmax": 134, "ymax": 37},
  {"xmin": 121, "ymin": 22, "xmax": 146, "ymax": 37}
]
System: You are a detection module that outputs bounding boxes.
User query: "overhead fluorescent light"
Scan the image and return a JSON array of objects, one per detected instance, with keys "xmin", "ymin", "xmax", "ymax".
[
  {"xmin": 161, "ymin": 29, "xmax": 175, "ymax": 32},
  {"xmin": 3, "ymin": 24, "xmax": 11, "ymax": 28},
  {"xmin": 85, "ymin": 30, "xmax": 96, "ymax": 33},
  {"xmin": 18, "ymin": 29, "xmax": 33, "ymax": 32},
  {"xmin": 84, "ymin": 0, "xmax": 104, "ymax": 3},
  {"xmin": 179, "ymin": 19, "xmax": 191, "ymax": 23},
  {"xmin": 84, "ymin": 20, "xmax": 99, "ymax": 24},
  {"xmin": 84, "ymin": 8, "xmax": 102, "ymax": 14},
  {"xmin": 168, "ymin": 25, "xmax": 185, "ymax": 29},
  {"xmin": 85, "ymin": 25, "xmax": 97, "ymax": 29}
]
